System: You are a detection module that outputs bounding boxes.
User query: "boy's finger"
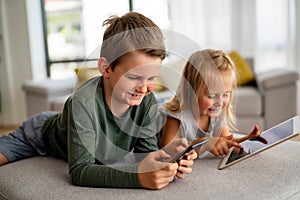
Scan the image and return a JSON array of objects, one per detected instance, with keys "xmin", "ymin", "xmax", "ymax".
[
  {"xmin": 154, "ymin": 150, "xmax": 171, "ymax": 160},
  {"xmin": 184, "ymin": 150, "xmax": 197, "ymax": 160},
  {"xmin": 178, "ymin": 159, "xmax": 191, "ymax": 166}
]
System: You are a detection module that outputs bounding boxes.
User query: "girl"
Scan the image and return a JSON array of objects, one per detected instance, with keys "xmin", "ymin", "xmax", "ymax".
[{"xmin": 161, "ymin": 49, "xmax": 264, "ymax": 157}]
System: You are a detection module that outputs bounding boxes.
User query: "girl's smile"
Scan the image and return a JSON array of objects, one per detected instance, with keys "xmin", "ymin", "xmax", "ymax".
[{"xmin": 198, "ymin": 70, "xmax": 233, "ymax": 118}]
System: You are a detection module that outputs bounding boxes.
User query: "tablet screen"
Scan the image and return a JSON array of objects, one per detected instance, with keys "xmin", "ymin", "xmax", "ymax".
[{"xmin": 219, "ymin": 115, "xmax": 300, "ymax": 169}]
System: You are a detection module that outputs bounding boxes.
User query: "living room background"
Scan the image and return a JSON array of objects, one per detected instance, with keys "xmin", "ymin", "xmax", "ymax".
[
  {"xmin": 42, "ymin": 0, "xmax": 298, "ymax": 79},
  {"xmin": 0, "ymin": 0, "xmax": 299, "ymax": 125}
]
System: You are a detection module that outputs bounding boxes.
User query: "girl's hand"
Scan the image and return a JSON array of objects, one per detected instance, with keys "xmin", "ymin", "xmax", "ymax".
[
  {"xmin": 206, "ymin": 137, "xmax": 242, "ymax": 157},
  {"xmin": 248, "ymin": 125, "xmax": 268, "ymax": 144},
  {"xmin": 247, "ymin": 125, "xmax": 261, "ymax": 138}
]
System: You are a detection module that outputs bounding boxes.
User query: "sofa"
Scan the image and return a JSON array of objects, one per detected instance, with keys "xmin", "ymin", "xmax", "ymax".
[
  {"xmin": 22, "ymin": 58, "xmax": 299, "ymax": 133},
  {"xmin": 1, "ymin": 140, "xmax": 300, "ymax": 200},
  {"xmin": 6, "ymin": 58, "xmax": 300, "ymax": 200}
]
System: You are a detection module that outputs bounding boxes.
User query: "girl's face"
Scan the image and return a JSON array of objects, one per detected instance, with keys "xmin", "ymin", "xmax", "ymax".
[
  {"xmin": 198, "ymin": 70, "xmax": 233, "ymax": 118},
  {"xmin": 102, "ymin": 51, "xmax": 162, "ymax": 115}
]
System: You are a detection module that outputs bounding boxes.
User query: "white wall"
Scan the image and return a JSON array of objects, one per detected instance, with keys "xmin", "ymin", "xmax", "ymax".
[
  {"xmin": 26, "ymin": 0, "xmax": 47, "ymax": 80},
  {"xmin": 296, "ymin": 0, "xmax": 300, "ymax": 115},
  {"xmin": 0, "ymin": 0, "xmax": 45, "ymax": 126},
  {"xmin": 298, "ymin": 82, "xmax": 300, "ymax": 115}
]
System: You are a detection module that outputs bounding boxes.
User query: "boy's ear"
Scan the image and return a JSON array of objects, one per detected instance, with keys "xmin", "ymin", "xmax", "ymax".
[{"xmin": 98, "ymin": 57, "xmax": 110, "ymax": 78}]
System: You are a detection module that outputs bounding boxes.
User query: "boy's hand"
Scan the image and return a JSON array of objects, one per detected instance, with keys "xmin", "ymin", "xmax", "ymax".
[
  {"xmin": 162, "ymin": 138, "xmax": 189, "ymax": 157},
  {"xmin": 206, "ymin": 137, "xmax": 242, "ymax": 157},
  {"xmin": 138, "ymin": 150, "xmax": 178, "ymax": 190},
  {"xmin": 175, "ymin": 150, "xmax": 197, "ymax": 179}
]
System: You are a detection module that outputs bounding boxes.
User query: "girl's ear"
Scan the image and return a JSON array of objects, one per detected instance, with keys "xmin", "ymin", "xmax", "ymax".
[{"xmin": 98, "ymin": 57, "xmax": 110, "ymax": 78}]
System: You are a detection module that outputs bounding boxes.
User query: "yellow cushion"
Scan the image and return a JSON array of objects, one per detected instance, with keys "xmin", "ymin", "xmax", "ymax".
[
  {"xmin": 154, "ymin": 77, "xmax": 166, "ymax": 91},
  {"xmin": 74, "ymin": 67, "xmax": 100, "ymax": 88},
  {"xmin": 229, "ymin": 50, "xmax": 255, "ymax": 86}
]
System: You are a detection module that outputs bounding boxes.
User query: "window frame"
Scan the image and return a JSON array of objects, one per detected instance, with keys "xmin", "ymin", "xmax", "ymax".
[{"xmin": 41, "ymin": 0, "xmax": 133, "ymax": 77}]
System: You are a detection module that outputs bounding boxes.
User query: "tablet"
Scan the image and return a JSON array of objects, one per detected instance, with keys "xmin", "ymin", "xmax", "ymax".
[{"xmin": 219, "ymin": 115, "xmax": 300, "ymax": 170}]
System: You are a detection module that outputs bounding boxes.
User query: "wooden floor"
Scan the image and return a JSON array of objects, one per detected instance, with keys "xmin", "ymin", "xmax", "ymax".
[
  {"xmin": 0, "ymin": 126, "xmax": 19, "ymax": 137},
  {"xmin": 290, "ymin": 134, "xmax": 300, "ymax": 142}
]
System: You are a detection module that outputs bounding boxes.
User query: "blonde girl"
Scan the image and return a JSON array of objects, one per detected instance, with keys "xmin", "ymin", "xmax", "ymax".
[{"xmin": 161, "ymin": 49, "xmax": 262, "ymax": 157}]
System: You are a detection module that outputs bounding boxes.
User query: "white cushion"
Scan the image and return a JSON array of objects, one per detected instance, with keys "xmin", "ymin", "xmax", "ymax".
[{"xmin": 234, "ymin": 86, "xmax": 262, "ymax": 116}]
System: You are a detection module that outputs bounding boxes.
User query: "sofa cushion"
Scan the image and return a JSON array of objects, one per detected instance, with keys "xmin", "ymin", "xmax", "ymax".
[
  {"xmin": 75, "ymin": 67, "xmax": 100, "ymax": 89},
  {"xmin": 0, "ymin": 141, "xmax": 299, "ymax": 200},
  {"xmin": 256, "ymin": 69, "xmax": 300, "ymax": 90},
  {"xmin": 22, "ymin": 78, "xmax": 76, "ymax": 95},
  {"xmin": 229, "ymin": 50, "xmax": 255, "ymax": 86},
  {"xmin": 235, "ymin": 117, "xmax": 264, "ymax": 132},
  {"xmin": 234, "ymin": 86, "xmax": 262, "ymax": 116},
  {"xmin": 51, "ymin": 94, "xmax": 71, "ymax": 112}
]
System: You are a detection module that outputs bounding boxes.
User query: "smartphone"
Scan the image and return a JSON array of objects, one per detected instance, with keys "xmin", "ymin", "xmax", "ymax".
[{"xmin": 169, "ymin": 139, "xmax": 208, "ymax": 163}]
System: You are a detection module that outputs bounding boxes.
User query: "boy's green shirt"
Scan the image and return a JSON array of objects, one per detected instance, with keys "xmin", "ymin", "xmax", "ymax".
[{"xmin": 42, "ymin": 76, "xmax": 160, "ymax": 188}]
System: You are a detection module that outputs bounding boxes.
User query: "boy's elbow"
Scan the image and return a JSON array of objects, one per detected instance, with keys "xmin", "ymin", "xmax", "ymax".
[
  {"xmin": 69, "ymin": 167, "xmax": 85, "ymax": 186},
  {"xmin": 69, "ymin": 171, "xmax": 79, "ymax": 186}
]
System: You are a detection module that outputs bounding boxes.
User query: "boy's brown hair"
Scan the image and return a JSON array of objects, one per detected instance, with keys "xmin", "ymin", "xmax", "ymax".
[{"xmin": 100, "ymin": 12, "xmax": 166, "ymax": 70}]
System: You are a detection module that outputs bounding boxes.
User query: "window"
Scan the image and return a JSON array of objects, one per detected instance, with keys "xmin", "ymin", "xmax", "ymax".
[
  {"xmin": 255, "ymin": 0, "xmax": 292, "ymax": 72},
  {"xmin": 42, "ymin": 0, "xmax": 170, "ymax": 79},
  {"xmin": 168, "ymin": 0, "xmax": 232, "ymax": 52},
  {"xmin": 43, "ymin": 0, "xmax": 130, "ymax": 79},
  {"xmin": 42, "ymin": 0, "xmax": 297, "ymax": 79}
]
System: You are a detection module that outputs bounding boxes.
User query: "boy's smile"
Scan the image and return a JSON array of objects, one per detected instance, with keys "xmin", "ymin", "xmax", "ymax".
[{"xmin": 100, "ymin": 51, "xmax": 162, "ymax": 117}]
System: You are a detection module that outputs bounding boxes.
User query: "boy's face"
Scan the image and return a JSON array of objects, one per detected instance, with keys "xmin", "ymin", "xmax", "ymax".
[
  {"xmin": 198, "ymin": 70, "xmax": 233, "ymax": 118},
  {"xmin": 103, "ymin": 51, "xmax": 162, "ymax": 112}
]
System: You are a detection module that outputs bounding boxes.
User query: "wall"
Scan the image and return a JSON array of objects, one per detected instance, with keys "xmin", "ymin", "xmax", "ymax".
[
  {"xmin": 296, "ymin": 0, "xmax": 300, "ymax": 115},
  {"xmin": 0, "ymin": 0, "xmax": 45, "ymax": 126},
  {"xmin": 298, "ymin": 82, "xmax": 300, "ymax": 115}
]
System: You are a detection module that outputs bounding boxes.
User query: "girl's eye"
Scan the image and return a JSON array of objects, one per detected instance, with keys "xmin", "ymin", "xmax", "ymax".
[
  {"xmin": 223, "ymin": 92, "xmax": 230, "ymax": 98},
  {"xmin": 208, "ymin": 94, "xmax": 216, "ymax": 99}
]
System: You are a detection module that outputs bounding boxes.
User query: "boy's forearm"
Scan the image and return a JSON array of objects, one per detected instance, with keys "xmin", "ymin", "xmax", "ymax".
[{"xmin": 69, "ymin": 163, "xmax": 142, "ymax": 188}]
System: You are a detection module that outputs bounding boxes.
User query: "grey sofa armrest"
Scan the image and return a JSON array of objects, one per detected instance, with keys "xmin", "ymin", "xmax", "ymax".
[
  {"xmin": 22, "ymin": 77, "xmax": 76, "ymax": 116},
  {"xmin": 254, "ymin": 69, "xmax": 299, "ymax": 129},
  {"xmin": 22, "ymin": 77, "xmax": 76, "ymax": 94},
  {"xmin": 256, "ymin": 69, "xmax": 299, "ymax": 91}
]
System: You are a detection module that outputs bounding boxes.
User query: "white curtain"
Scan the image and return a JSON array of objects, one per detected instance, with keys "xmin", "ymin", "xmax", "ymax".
[{"xmin": 167, "ymin": 0, "xmax": 298, "ymax": 72}]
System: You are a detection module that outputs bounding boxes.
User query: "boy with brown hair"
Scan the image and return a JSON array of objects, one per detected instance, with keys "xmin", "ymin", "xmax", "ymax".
[{"xmin": 0, "ymin": 12, "xmax": 196, "ymax": 190}]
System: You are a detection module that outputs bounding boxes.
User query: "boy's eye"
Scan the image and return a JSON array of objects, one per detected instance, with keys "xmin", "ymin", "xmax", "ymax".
[
  {"xmin": 126, "ymin": 75, "xmax": 140, "ymax": 80},
  {"xmin": 148, "ymin": 77, "xmax": 157, "ymax": 81}
]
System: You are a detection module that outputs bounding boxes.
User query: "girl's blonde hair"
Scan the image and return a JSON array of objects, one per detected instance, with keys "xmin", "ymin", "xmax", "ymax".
[{"xmin": 165, "ymin": 49, "xmax": 237, "ymax": 130}]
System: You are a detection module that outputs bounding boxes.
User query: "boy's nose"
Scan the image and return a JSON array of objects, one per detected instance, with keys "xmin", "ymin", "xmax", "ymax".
[{"xmin": 136, "ymin": 84, "xmax": 148, "ymax": 93}]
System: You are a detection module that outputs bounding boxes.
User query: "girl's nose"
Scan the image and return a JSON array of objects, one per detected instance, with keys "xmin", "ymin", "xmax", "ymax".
[{"xmin": 214, "ymin": 96, "xmax": 223, "ymax": 106}]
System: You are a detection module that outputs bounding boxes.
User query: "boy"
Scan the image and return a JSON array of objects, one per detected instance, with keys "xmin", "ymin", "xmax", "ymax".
[{"xmin": 0, "ymin": 12, "xmax": 196, "ymax": 190}]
